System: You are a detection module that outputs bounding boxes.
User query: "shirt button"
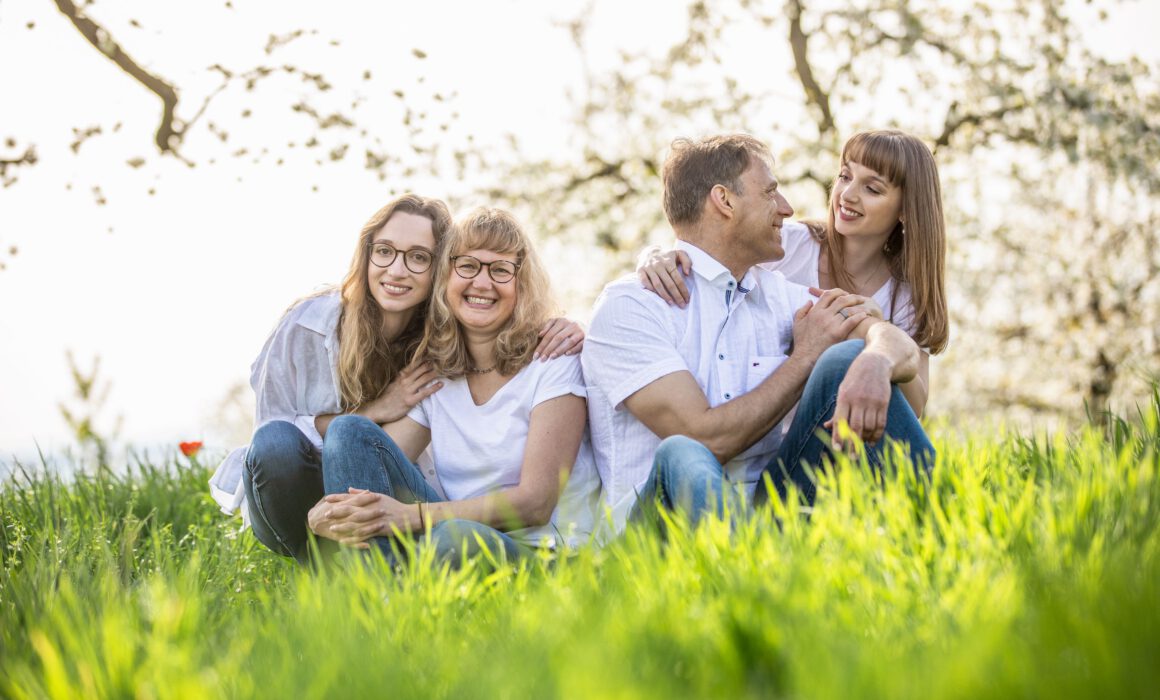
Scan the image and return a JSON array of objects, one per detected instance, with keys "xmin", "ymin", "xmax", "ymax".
[
  {"xmin": 718, "ymin": 354, "xmax": 725, "ymax": 360},
  {"xmin": 724, "ymin": 393, "xmax": 732, "ymax": 399}
]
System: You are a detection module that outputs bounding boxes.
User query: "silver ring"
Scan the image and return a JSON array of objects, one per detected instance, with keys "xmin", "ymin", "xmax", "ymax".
[{"xmin": 838, "ymin": 308, "xmax": 851, "ymax": 319}]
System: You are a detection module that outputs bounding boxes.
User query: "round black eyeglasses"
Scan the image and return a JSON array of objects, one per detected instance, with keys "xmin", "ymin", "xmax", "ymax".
[
  {"xmin": 450, "ymin": 255, "xmax": 519, "ymax": 283},
  {"xmin": 369, "ymin": 243, "xmax": 434, "ymax": 274}
]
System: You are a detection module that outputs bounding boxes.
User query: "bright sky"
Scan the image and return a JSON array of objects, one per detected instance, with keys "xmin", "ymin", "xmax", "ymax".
[{"xmin": 1, "ymin": 0, "xmax": 1157, "ymax": 463}]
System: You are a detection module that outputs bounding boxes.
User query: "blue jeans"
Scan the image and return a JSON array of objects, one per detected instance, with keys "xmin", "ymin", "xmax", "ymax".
[
  {"xmin": 755, "ymin": 339, "xmax": 936, "ymax": 507},
  {"xmin": 634, "ymin": 340, "xmax": 936, "ymax": 525},
  {"xmin": 628, "ymin": 435, "xmax": 733, "ymax": 532},
  {"xmin": 243, "ymin": 420, "xmax": 326, "ymax": 564},
  {"xmin": 321, "ymin": 415, "xmax": 526, "ymax": 568}
]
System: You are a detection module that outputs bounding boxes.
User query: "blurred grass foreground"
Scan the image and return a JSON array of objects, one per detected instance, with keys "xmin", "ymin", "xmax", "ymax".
[{"xmin": 2, "ymin": 396, "xmax": 1159, "ymax": 699}]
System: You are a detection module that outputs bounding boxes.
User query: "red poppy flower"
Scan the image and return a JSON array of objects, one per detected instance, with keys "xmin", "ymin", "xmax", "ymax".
[{"xmin": 179, "ymin": 441, "xmax": 203, "ymax": 458}]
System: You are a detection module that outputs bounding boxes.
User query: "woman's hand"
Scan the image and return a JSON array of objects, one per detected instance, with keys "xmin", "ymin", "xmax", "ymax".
[
  {"xmin": 308, "ymin": 489, "xmax": 421, "ymax": 547},
  {"xmin": 638, "ymin": 248, "xmax": 693, "ymax": 307},
  {"xmin": 535, "ymin": 318, "xmax": 585, "ymax": 360},
  {"xmin": 809, "ymin": 287, "xmax": 883, "ymax": 320},
  {"xmin": 360, "ymin": 360, "xmax": 443, "ymax": 424}
]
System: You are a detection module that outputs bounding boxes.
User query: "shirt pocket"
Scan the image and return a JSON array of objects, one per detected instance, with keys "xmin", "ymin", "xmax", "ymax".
[
  {"xmin": 745, "ymin": 354, "xmax": 788, "ymax": 393},
  {"xmin": 736, "ymin": 354, "xmax": 793, "ymax": 468}
]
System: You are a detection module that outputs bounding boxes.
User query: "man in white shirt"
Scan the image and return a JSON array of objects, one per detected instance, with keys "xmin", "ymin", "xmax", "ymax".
[{"xmin": 583, "ymin": 134, "xmax": 932, "ymax": 533}]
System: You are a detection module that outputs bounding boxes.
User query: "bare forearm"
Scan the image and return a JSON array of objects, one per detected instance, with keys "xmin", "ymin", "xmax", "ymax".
[
  {"xmin": 426, "ymin": 486, "xmax": 555, "ymax": 531},
  {"xmin": 693, "ymin": 353, "xmax": 815, "ymax": 463},
  {"xmin": 315, "ymin": 409, "xmax": 371, "ymax": 439},
  {"xmin": 897, "ymin": 374, "xmax": 928, "ymax": 418},
  {"xmin": 315, "ymin": 413, "xmax": 337, "ymax": 438},
  {"xmin": 863, "ymin": 321, "xmax": 919, "ymax": 384}
]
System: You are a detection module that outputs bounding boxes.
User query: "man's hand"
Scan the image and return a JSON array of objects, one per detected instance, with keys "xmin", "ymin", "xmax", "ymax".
[
  {"xmin": 808, "ymin": 286, "xmax": 883, "ymax": 320},
  {"xmin": 791, "ymin": 288, "xmax": 870, "ymax": 362},
  {"xmin": 825, "ymin": 351, "xmax": 893, "ymax": 450}
]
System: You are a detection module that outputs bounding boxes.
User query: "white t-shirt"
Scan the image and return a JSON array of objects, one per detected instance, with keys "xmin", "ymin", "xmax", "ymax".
[
  {"xmin": 583, "ymin": 241, "xmax": 814, "ymax": 533},
  {"xmin": 763, "ymin": 222, "xmax": 917, "ymax": 338},
  {"xmin": 407, "ymin": 354, "xmax": 601, "ymax": 548}
]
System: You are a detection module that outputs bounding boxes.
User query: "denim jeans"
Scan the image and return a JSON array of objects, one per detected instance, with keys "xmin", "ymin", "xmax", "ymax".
[
  {"xmin": 754, "ymin": 339, "xmax": 936, "ymax": 507},
  {"xmin": 322, "ymin": 415, "xmax": 526, "ymax": 568},
  {"xmin": 628, "ymin": 435, "xmax": 734, "ymax": 533},
  {"xmin": 243, "ymin": 420, "xmax": 325, "ymax": 564},
  {"xmin": 633, "ymin": 339, "xmax": 936, "ymax": 525}
]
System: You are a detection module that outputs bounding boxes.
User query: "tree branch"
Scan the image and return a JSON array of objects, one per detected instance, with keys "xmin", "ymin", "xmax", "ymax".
[
  {"xmin": 933, "ymin": 100, "xmax": 1026, "ymax": 152},
  {"xmin": 0, "ymin": 145, "xmax": 38, "ymax": 180},
  {"xmin": 53, "ymin": 0, "xmax": 183, "ymax": 155},
  {"xmin": 787, "ymin": 0, "xmax": 834, "ymax": 137}
]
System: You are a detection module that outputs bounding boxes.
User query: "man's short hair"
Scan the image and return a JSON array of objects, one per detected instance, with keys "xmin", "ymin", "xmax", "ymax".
[{"xmin": 662, "ymin": 134, "xmax": 774, "ymax": 226}]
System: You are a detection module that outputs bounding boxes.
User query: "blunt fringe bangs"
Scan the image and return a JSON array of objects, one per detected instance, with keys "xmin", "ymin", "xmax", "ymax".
[{"xmin": 823, "ymin": 130, "xmax": 949, "ymax": 353}]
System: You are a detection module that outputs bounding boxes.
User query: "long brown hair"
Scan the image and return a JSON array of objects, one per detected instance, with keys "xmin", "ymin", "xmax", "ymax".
[
  {"xmin": 336, "ymin": 194, "xmax": 452, "ymax": 409},
  {"xmin": 417, "ymin": 207, "xmax": 555, "ymax": 379},
  {"xmin": 821, "ymin": 130, "xmax": 949, "ymax": 353}
]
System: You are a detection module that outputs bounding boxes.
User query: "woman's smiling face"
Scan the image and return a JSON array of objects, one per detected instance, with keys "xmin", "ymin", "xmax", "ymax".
[
  {"xmin": 831, "ymin": 160, "xmax": 903, "ymax": 240},
  {"xmin": 446, "ymin": 248, "xmax": 519, "ymax": 335},
  {"xmin": 366, "ymin": 212, "xmax": 437, "ymax": 314}
]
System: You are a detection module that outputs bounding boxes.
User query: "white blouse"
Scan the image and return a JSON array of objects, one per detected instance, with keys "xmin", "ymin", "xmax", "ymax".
[{"xmin": 209, "ymin": 291, "xmax": 440, "ymax": 520}]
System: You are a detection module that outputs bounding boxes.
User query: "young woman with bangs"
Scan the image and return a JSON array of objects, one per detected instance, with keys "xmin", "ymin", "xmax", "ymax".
[
  {"xmin": 638, "ymin": 129, "xmax": 948, "ymax": 416},
  {"xmin": 306, "ymin": 207, "xmax": 601, "ymax": 566},
  {"xmin": 209, "ymin": 195, "xmax": 585, "ymax": 565}
]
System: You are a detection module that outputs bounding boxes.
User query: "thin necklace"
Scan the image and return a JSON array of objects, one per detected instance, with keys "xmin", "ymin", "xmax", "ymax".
[
  {"xmin": 467, "ymin": 364, "xmax": 496, "ymax": 374},
  {"xmin": 852, "ymin": 254, "xmax": 886, "ymax": 294}
]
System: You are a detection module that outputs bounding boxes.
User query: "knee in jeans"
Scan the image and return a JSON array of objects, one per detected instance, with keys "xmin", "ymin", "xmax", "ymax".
[
  {"xmin": 248, "ymin": 421, "xmax": 309, "ymax": 475},
  {"xmin": 428, "ymin": 519, "xmax": 495, "ymax": 559},
  {"xmin": 655, "ymin": 435, "xmax": 706, "ymax": 463},
  {"xmin": 815, "ymin": 339, "xmax": 865, "ymax": 378},
  {"xmin": 325, "ymin": 414, "xmax": 380, "ymax": 449}
]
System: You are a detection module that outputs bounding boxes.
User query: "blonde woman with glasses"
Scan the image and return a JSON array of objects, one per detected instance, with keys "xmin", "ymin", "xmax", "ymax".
[
  {"xmin": 306, "ymin": 207, "xmax": 601, "ymax": 566},
  {"xmin": 209, "ymin": 195, "xmax": 584, "ymax": 565}
]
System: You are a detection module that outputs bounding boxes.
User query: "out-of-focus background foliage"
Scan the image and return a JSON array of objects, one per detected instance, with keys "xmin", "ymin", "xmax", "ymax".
[{"xmin": 2, "ymin": 0, "xmax": 1158, "ymax": 458}]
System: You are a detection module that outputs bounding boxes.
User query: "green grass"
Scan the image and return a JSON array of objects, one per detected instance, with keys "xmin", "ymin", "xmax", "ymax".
[{"xmin": 3, "ymin": 399, "xmax": 1159, "ymax": 699}]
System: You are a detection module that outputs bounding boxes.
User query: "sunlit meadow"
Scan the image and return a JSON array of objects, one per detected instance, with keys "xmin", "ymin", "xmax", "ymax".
[{"xmin": 3, "ymin": 396, "xmax": 1159, "ymax": 698}]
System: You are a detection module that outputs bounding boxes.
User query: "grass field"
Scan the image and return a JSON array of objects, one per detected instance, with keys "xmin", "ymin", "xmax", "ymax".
[{"xmin": 2, "ymin": 399, "xmax": 1159, "ymax": 699}]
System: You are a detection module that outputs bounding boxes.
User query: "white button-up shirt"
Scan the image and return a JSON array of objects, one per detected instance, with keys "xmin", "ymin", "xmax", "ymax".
[
  {"xmin": 582, "ymin": 240, "xmax": 813, "ymax": 532},
  {"xmin": 208, "ymin": 293, "xmax": 345, "ymax": 518}
]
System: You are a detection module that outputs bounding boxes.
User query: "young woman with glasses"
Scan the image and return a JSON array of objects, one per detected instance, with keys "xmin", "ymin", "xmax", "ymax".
[
  {"xmin": 209, "ymin": 195, "xmax": 585, "ymax": 564},
  {"xmin": 305, "ymin": 207, "xmax": 601, "ymax": 566},
  {"xmin": 637, "ymin": 130, "xmax": 948, "ymax": 416}
]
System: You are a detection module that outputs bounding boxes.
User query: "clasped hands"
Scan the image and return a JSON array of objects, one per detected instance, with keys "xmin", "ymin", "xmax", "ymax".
[{"xmin": 307, "ymin": 489, "xmax": 421, "ymax": 548}]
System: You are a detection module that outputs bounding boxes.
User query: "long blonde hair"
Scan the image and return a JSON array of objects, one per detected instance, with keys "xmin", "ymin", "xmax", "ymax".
[
  {"xmin": 336, "ymin": 194, "xmax": 452, "ymax": 409},
  {"xmin": 417, "ymin": 207, "xmax": 555, "ymax": 379},
  {"xmin": 820, "ymin": 130, "xmax": 949, "ymax": 353}
]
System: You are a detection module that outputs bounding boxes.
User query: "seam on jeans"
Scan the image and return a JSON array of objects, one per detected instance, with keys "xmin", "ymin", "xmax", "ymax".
[
  {"xmin": 371, "ymin": 441, "xmax": 397, "ymax": 499},
  {"xmin": 782, "ymin": 393, "xmax": 837, "ymax": 503},
  {"xmin": 244, "ymin": 457, "xmax": 296, "ymax": 558},
  {"xmin": 297, "ymin": 440, "xmax": 321, "ymax": 468}
]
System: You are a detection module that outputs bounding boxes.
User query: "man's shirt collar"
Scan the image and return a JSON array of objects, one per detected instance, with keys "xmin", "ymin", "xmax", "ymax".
[{"xmin": 676, "ymin": 240, "xmax": 755, "ymax": 298}]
